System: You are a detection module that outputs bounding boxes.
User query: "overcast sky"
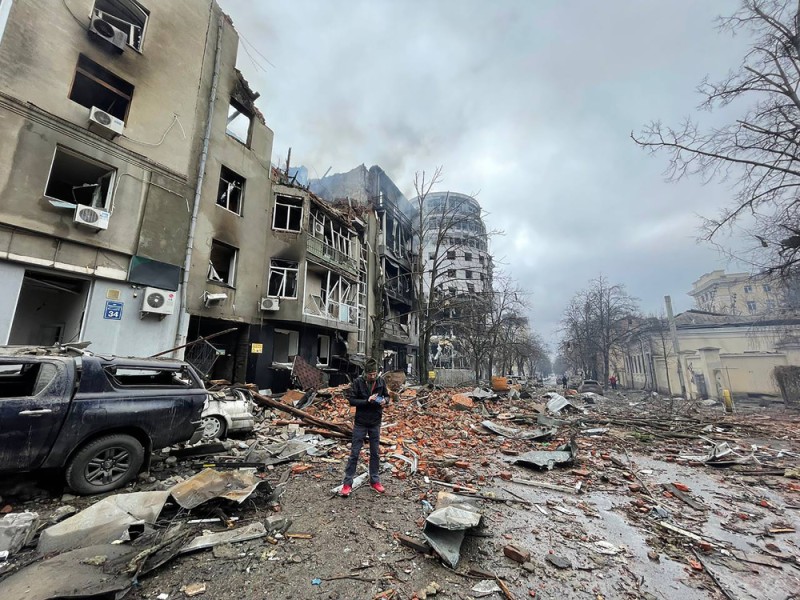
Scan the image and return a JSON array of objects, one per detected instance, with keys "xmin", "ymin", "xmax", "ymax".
[{"xmin": 220, "ymin": 0, "xmax": 753, "ymax": 350}]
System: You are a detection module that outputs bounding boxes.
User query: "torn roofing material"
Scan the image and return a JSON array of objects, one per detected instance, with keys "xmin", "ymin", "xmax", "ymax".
[
  {"xmin": 37, "ymin": 491, "xmax": 169, "ymax": 555},
  {"xmin": 422, "ymin": 491, "xmax": 482, "ymax": 569},
  {"xmin": 169, "ymin": 468, "xmax": 266, "ymax": 509}
]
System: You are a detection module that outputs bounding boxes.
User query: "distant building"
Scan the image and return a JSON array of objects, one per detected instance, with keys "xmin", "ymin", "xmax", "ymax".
[
  {"xmin": 412, "ymin": 191, "xmax": 492, "ymax": 370},
  {"xmin": 618, "ymin": 310, "xmax": 800, "ymax": 401},
  {"xmin": 689, "ymin": 270, "xmax": 784, "ymax": 316}
]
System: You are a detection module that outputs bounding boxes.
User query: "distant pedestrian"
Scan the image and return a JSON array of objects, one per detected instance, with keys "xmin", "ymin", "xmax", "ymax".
[
  {"xmin": 340, "ymin": 358, "xmax": 394, "ymax": 497},
  {"xmin": 609, "ymin": 375, "xmax": 618, "ymax": 390},
  {"xmin": 561, "ymin": 375, "xmax": 568, "ymax": 390}
]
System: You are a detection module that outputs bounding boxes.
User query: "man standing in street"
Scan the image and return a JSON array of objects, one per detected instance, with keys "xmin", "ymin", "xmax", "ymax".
[{"xmin": 340, "ymin": 357, "xmax": 392, "ymax": 497}]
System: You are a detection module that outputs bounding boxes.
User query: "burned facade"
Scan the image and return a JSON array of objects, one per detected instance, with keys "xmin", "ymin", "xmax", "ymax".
[
  {"xmin": 311, "ymin": 164, "xmax": 419, "ymax": 373},
  {"xmin": 181, "ymin": 27, "xmax": 275, "ymax": 384},
  {"xmin": 245, "ymin": 177, "xmax": 368, "ymax": 391},
  {"xmin": 0, "ymin": 0, "xmax": 223, "ymax": 356}
]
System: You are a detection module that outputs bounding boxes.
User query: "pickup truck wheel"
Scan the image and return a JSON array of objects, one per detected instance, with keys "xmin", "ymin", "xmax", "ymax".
[
  {"xmin": 201, "ymin": 415, "xmax": 226, "ymax": 440},
  {"xmin": 65, "ymin": 434, "xmax": 145, "ymax": 495}
]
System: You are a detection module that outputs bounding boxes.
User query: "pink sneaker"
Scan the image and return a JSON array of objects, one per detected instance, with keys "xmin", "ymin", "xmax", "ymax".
[
  {"xmin": 340, "ymin": 484, "xmax": 352, "ymax": 497},
  {"xmin": 370, "ymin": 482, "xmax": 385, "ymax": 494}
]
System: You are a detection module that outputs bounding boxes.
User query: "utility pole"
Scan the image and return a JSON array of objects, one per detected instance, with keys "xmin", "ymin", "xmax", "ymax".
[{"xmin": 664, "ymin": 295, "xmax": 686, "ymax": 398}]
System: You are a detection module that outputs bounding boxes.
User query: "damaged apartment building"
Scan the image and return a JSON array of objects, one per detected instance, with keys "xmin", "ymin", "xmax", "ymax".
[
  {"xmin": 0, "ymin": 0, "xmax": 231, "ymax": 356},
  {"xmin": 244, "ymin": 174, "xmax": 369, "ymax": 392},
  {"xmin": 0, "ymin": 0, "xmax": 401, "ymax": 390},
  {"xmin": 311, "ymin": 164, "xmax": 418, "ymax": 373}
]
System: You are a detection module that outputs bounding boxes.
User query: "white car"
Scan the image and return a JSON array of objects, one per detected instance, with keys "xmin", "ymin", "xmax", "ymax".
[{"xmin": 201, "ymin": 387, "xmax": 256, "ymax": 440}]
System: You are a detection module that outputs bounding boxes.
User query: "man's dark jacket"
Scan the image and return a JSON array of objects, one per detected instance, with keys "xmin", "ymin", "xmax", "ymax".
[{"xmin": 348, "ymin": 375, "xmax": 389, "ymax": 426}]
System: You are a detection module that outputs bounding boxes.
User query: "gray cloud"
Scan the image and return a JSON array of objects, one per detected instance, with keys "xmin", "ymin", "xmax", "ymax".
[{"xmin": 221, "ymin": 0, "xmax": 754, "ymax": 349}]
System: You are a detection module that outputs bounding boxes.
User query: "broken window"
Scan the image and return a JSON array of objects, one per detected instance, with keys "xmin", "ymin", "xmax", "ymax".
[
  {"xmin": 0, "ymin": 362, "xmax": 59, "ymax": 398},
  {"xmin": 217, "ymin": 166, "xmax": 245, "ymax": 214},
  {"xmin": 273, "ymin": 329, "xmax": 299, "ymax": 363},
  {"xmin": 45, "ymin": 147, "xmax": 116, "ymax": 209},
  {"xmin": 274, "ymin": 196, "xmax": 303, "ymax": 232},
  {"xmin": 317, "ymin": 334, "xmax": 330, "ymax": 366},
  {"xmin": 93, "ymin": 0, "xmax": 148, "ymax": 51},
  {"xmin": 465, "ymin": 270, "xmax": 473, "ymax": 279},
  {"xmin": 226, "ymin": 99, "xmax": 253, "ymax": 145},
  {"xmin": 267, "ymin": 259, "xmax": 298, "ymax": 298},
  {"xmin": 467, "ymin": 283, "xmax": 475, "ymax": 293},
  {"xmin": 464, "ymin": 252, "xmax": 472, "ymax": 262},
  {"xmin": 105, "ymin": 367, "xmax": 193, "ymax": 388},
  {"xmin": 208, "ymin": 240, "xmax": 237, "ymax": 286},
  {"xmin": 447, "ymin": 250, "xmax": 456, "ymax": 260},
  {"xmin": 478, "ymin": 255, "xmax": 485, "ymax": 264},
  {"xmin": 70, "ymin": 55, "xmax": 134, "ymax": 121},
  {"xmin": 447, "ymin": 269, "xmax": 456, "ymax": 278}
]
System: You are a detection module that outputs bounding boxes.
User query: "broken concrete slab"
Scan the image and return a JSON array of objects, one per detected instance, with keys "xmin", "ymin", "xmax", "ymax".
[
  {"xmin": 37, "ymin": 492, "xmax": 168, "ymax": 555},
  {"xmin": 0, "ymin": 511, "xmax": 39, "ymax": 555}
]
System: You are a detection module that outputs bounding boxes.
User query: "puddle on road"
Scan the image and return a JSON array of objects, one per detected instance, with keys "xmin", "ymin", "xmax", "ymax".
[{"xmin": 491, "ymin": 451, "xmax": 799, "ymax": 600}]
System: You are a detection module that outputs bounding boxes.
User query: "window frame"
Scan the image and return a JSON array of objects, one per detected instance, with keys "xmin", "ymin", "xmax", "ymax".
[
  {"xmin": 44, "ymin": 146, "xmax": 117, "ymax": 210},
  {"xmin": 207, "ymin": 239, "xmax": 238, "ymax": 287},
  {"xmin": 216, "ymin": 165, "xmax": 245, "ymax": 215},
  {"xmin": 225, "ymin": 98, "xmax": 253, "ymax": 146},
  {"xmin": 69, "ymin": 54, "xmax": 134, "ymax": 122},
  {"xmin": 273, "ymin": 328, "xmax": 299, "ymax": 363},
  {"xmin": 273, "ymin": 196, "xmax": 303, "ymax": 232},
  {"xmin": 267, "ymin": 259, "xmax": 299, "ymax": 299}
]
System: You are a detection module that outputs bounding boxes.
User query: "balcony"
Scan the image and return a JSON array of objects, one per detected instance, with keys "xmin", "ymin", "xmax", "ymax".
[
  {"xmin": 303, "ymin": 293, "xmax": 359, "ymax": 332},
  {"xmin": 385, "ymin": 277, "xmax": 413, "ymax": 305},
  {"xmin": 307, "ymin": 234, "xmax": 358, "ymax": 277}
]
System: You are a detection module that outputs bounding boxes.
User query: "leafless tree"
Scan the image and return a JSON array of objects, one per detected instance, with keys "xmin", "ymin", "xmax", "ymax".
[
  {"xmin": 457, "ymin": 274, "xmax": 528, "ymax": 382},
  {"xmin": 633, "ymin": 0, "xmax": 800, "ymax": 279},
  {"xmin": 560, "ymin": 276, "xmax": 640, "ymax": 383},
  {"xmin": 411, "ymin": 168, "xmax": 498, "ymax": 382}
]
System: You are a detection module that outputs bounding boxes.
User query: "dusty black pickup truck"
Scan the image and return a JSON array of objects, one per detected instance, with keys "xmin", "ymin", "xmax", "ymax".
[{"xmin": 0, "ymin": 346, "xmax": 207, "ymax": 494}]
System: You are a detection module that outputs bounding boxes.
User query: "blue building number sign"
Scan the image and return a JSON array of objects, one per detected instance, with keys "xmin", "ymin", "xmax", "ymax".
[{"xmin": 104, "ymin": 300, "xmax": 124, "ymax": 320}]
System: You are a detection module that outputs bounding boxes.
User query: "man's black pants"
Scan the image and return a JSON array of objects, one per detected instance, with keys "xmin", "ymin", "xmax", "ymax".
[{"xmin": 343, "ymin": 422, "xmax": 381, "ymax": 485}]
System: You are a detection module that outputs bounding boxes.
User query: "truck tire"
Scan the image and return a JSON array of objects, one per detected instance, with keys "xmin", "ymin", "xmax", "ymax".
[{"xmin": 65, "ymin": 434, "xmax": 145, "ymax": 495}]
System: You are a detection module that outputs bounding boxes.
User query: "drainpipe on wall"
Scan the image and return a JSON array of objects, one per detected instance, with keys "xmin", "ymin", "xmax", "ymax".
[{"xmin": 174, "ymin": 13, "xmax": 224, "ymax": 356}]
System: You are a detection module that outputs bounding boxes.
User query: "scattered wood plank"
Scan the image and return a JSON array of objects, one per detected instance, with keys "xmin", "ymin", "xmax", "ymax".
[
  {"xmin": 510, "ymin": 477, "xmax": 579, "ymax": 494},
  {"xmin": 661, "ymin": 483, "xmax": 707, "ymax": 511}
]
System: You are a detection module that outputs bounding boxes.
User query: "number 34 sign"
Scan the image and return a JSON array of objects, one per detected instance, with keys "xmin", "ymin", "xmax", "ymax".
[{"xmin": 104, "ymin": 300, "xmax": 124, "ymax": 320}]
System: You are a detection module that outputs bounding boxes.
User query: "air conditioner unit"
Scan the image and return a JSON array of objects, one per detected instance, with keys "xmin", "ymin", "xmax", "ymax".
[
  {"xmin": 204, "ymin": 292, "xmax": 228, "ymax": 307},
  {"xmin": 73, "ymin": 205, "xmax": 110, "ymax": 231},
  {"xmin": 88, "ymin": 15, "xmax": 127, "ymax": 53},
  {"xmin": 142, "ymin": 287, "xmax": 176, "ymax": 315},
  {"xmin": 314, "ymin": 223, "xmax": 325, "ymax": 236},
  {"xmin": 260, "ymin": 297, "xmax": 280, "ymax": 311},
  {"xmin": 88, "ymin": 107, "xmax": 125, "ymax": 139}
]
